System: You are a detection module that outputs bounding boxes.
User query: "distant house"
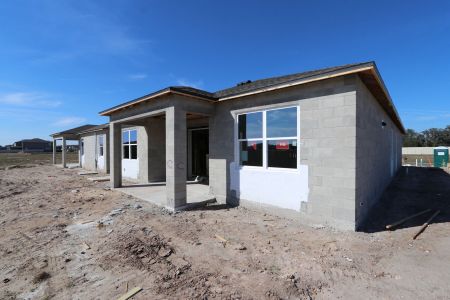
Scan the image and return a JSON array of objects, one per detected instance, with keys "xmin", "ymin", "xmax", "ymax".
[{"xmin": 12, "ymin": 138, "xmax": 52, "ymax": 152}]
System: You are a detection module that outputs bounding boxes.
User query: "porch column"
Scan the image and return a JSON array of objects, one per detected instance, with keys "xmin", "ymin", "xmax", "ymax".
[
  {"xmin": 78, "ymin": 139, "xmax": 82, "ymax": 167},
  {"xmin": 166, "ymin": 106, "xmax": 187, "ymax": 210},
  {"xmin": 61, "ymin": 137, "xmax": 67, "ymax": 168},
  {"xmin": 52, "ymin": 138, "xmax": 56, "ymax": 164},
  {"xmin": 110, "ymin": 122, "xmax": 122, "ymax": 188}
]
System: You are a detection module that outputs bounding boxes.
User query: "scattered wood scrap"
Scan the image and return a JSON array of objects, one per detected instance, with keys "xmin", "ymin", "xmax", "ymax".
[
  {"xmin": 385, "ymin": 209, "xmax": 432, "ymax": 230},
  {"xmin": 82, "ymin": 242, "xmax": 91, "ymax": 250},
  {"xmin": 87, "ymin": 176, "xmax": 110, "ymax": 182},
  {"xmin": 413, "ymin": 210, "xmax": 440, "ymax": 240},
  {"xmin": 215, "ymin": 234, "xmax": 229, "ymax": 247},
  {"xmin": 117, "ymin": 286, "xmax": 142, "ymax": 300}
]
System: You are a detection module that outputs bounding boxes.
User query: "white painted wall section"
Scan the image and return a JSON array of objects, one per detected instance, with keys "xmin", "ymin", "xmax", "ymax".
[
  {"xmin": 229, "ymin": 162, "xmax": 309, "ymax": 211},
  {"xmin": 122, "ymin": 159, "xmax": 139, "ymax": 179}
]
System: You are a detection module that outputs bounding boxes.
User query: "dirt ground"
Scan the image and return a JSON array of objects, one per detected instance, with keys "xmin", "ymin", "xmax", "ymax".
[
  {"xmin": 0, "ymin": 165, "xmax": 449, "ymax": 300},
  {"xmin": 0, "ymin": 152, "xmax": 78, "ymax": 168}
]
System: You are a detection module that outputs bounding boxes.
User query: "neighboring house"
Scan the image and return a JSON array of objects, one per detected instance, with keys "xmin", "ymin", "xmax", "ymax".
[
  {"xmin": 12, "ymin": 138, "xmax": 52, "ymax": 152},
  {"xmin": 78, "ymin": 124, "xmax": 110, "ymax": 173},
  {"xmin": 52, "ymin": 62, "xmax": 404, "ymax": 230},
  {"xmin": 50, "ymin": 124, "xmax": 109, "ymax": 173}
]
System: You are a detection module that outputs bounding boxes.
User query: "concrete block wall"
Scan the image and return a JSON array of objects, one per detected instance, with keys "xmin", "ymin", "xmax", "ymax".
[
  {"xmin": 210, "ymin": 75, "xmax": 359, "ymax": 229},
  {"xmin": 81, "ymin": 133, "xmax": 97, "ymax": 171},
  {"xmin": 301, "ymin": 91, "xmax": 357, "ymax": 230},
  {"xmin": 80, "ymin": 130, "xmax": 109, "ymax": 173},
  {"xmin": 355, "ymin": 77, "xmax": 403, "ymax": 228},
  {"xmin": 146, "ymin": 118, "xmax": 166, "ymax": 182}
]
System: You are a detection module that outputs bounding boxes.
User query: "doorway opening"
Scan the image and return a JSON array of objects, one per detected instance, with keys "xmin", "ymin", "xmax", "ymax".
[{"xmin": 188, "ymin": 128, "xmax": 209, "ymax": 179}]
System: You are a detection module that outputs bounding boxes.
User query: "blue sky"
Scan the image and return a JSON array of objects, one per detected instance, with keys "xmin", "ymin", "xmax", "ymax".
[{"xmin": 0, "ymin": 0, "xmax": 449, "ymax": 145}]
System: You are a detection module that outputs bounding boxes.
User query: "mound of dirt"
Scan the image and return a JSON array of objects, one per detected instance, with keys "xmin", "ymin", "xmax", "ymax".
[{"xmin": 114, "ymin": 230, "xmax": 174, "ymax": 270}]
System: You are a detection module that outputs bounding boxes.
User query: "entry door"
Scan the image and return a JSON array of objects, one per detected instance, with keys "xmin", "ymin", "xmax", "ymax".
[
  {"xmin": 97, "ymin": 134, "xmax": 105, "ymax": 170},
  {"xmin": 191, "ymin": 129, "xmax": 209, "ymax": 177}
]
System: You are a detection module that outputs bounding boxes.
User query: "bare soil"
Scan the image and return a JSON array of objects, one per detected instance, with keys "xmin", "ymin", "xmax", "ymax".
[
  {"xmin": 0, "ymin": 165, "xmax": 449, "ymax": 299},
  {"xmin": 0, "ymin": 152, "xmax": 78, "ymax": 168}
]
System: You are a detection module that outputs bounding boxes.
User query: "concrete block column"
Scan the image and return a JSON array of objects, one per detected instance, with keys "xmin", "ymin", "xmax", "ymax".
[
  {"xmin": 61, "ymin": 138, "xmax": 67, "ymax": 168},
  {"xmin": 110, "ymin": 122, "xmax": 122, "ymax": 188},
  {"xmin": 165, "ymin": 106, "xmax": 187, "ymax": 210},
  {"xmin": 78, "ymin": 139, "xmax": 82, "ymax": 167},
  {"xmin": 52, "ymin": 139, "xmax": 56, "ymax": 164}
]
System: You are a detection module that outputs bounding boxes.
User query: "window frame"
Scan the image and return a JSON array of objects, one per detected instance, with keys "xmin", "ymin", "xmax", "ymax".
[
  {"xmin": 122, "ymin": 129, "xmax": 138, "ymax": 160},
  {"xmin": 235, "ymin": 105, "xmax": 300, "ymax": 171},
  {"xmin": 98, "ymin": 135, "xmax": 104, "ymax": 157}
]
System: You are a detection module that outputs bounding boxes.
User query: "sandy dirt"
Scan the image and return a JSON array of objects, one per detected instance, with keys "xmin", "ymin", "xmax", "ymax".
[{"xmin": 0, "ymin": 165, "xmax": 449, "ymax": 299}]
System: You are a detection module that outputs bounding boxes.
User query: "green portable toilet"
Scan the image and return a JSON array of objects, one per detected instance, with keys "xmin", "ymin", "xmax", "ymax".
[{"xmin": 433, "ymin": 146, "xmax": 449, "ymax": 168}]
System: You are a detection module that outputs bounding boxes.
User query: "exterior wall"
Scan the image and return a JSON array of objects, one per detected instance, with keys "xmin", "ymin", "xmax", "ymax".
[
  {"xmin": 402, "ymin": 147, "xmax": 447, "ymax": 155},
  {"xmin": 210, "ymin": 75, "xmax": 358, "ymax": 229},
  {"xmin": 355, "ymin": 77, "xmax": 403, "ymax": 228},
  {"xmin": 81, "ymin": 133, "xmax": 97, "ymax": 171},
  {"xmin": 80, "ymin": 130, "xmax": 109, "ymax": 173},
  {"xmin": 110, "ymin": 96, "xmax": 214, "ymax": 184}
]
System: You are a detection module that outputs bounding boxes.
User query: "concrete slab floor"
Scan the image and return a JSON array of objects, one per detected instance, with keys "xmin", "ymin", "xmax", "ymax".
[{"xmin": 115, "ymin": 183, "xmax": 215, "ymax": 210}]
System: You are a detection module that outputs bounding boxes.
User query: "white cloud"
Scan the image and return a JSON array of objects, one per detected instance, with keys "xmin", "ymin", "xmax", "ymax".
[
  {"xmin": 53, "ymin": 117, "xmax": 87, "ymax": 126},
  {"xmin": 0, "ymin": 92, "xmax": 62, "ymax": 108},
  {"xmin": 128, "ymin": 73, "xmax": 148, "ymax": 80},
  {"xmin": 176, "ymin": 78, "xmax": 204, "ymax": 89}
]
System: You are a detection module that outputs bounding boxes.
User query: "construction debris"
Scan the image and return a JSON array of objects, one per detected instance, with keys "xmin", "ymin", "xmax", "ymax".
[
  {"xmin": 215, "ymin": 234, "xmax": 229, "ymax": 247},
  {"xmin": 385, "ymin": 209, "xmax": 432, "ymax": 230},
  {"xmin": 87, "ymin": 176, "xmax": 110, "ymax": 182},
  {"xmin": 116, "ymin": 286, "xmax": 142, "ymax": 300},
  {"xmin": 413, "ymin": 210, "xmax": 440, "ymax": 240}
]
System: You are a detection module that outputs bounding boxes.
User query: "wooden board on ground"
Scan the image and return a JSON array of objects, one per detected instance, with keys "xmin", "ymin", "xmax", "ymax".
[
  {"xmin": 87, "ymin": 176, "xmax": 110, "ymax": 182},
  {"xmin": 78, "ymin": 171, "xmax": 98, "ymax": 175},
  {"xmin": 117, "ymin": 286, "xmax": 142, "ymax": 300}
]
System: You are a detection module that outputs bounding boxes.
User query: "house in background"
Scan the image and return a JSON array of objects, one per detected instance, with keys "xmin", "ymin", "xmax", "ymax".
[
  {"xmin": 50, "ymin": 124, "xmax": 109, "ymax": 173},
  {"xmin": 9, "ymin": 138, "xmax": 52, "ymax": 152},
  {"xmin": 77, "ymin": 124, "xmax": 110, "ymax": 174},
  {"xmin": 52, "ymin": 61, "xmax": 404, "ymax": 230}
]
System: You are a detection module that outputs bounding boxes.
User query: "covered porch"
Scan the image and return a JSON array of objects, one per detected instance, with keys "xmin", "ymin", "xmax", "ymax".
[
  {"xmin": 116, "ymin": 183, "xmax": 215, "ymax": 210},
  {"xmin": 50, "ymin": 125, "xmax": 97, "ymax": 168},
  {"xmin": 108, "ymin": 96, "xmax": 216, "ymax": 211},
  {"xmin": 50, "ymin": 134, "xmax": 80, "ymax": 168}
]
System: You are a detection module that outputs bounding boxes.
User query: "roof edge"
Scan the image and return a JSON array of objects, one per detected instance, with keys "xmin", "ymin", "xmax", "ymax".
[{"xmin": 99, "ymin": 87, "xmax": 216, "ymax": 116}]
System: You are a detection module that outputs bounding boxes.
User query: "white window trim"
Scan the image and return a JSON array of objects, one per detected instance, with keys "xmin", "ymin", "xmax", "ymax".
[
  {"xmin": 122, "ymin": 128, "xmax": 138, "ymax": 160},
  {"xmin": 234, "ymin": 105, "xmax": 300, "ymax": 172},
  {"xmin": 98, "ymin": 135, "xmax": 104, "ymax": 157}
]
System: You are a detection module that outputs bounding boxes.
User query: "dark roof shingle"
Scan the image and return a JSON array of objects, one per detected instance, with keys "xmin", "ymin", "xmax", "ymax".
[{"xmin": 212, "ymin": 62, "xmax": 373, "ymax": 98}]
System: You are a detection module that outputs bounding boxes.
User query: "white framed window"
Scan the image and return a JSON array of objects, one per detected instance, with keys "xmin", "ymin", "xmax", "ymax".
[
  {"xmin": 237, "ymin": 106, "xmax": 299, "ymax": 169},
  {"xmin": 122, "ymin": 129, "xmax": 137, "ymax": 160},
  {"xmin": 98, "ymin": 135, "xmax": 104, "ymax": 157}
]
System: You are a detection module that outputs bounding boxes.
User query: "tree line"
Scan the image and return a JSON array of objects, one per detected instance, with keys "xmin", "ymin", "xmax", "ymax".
[{"xmin": 404, "ymin": 126, "xmax": 450, "ymax": 147}]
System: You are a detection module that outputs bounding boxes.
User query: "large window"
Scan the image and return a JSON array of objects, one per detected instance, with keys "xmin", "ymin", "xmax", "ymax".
[
  {"xmin": 122, "ymin": 129, "xmax": 137, "ymax": 160},
  {"xmin": 237, "ymin": 106, "xmax": 298, "ymax": 169},
  {"xmin": 98, "ymin": 136, "xmax": 104, "ymax": 157}
]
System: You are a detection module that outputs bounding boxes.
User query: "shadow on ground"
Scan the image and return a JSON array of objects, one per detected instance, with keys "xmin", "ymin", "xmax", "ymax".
[{"xmin": 361, "ymin": 166, "xmax": 450, "ymax": 233}]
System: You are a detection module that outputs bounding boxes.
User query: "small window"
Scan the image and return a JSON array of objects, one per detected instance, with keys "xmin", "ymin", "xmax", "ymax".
[
  {"xmin": 267, "ymin": 107, "xmax": 297, "ymax": 138},
  {"xmin": 238, "ymin": 112, "xmax": 262, "ymax": 139},
  {"xmin": 122, "ymin": 129, "xmax": 137, "ymax": 160},
  {"xmin": 268, "ymin": 139, "xmax": 297, "ymax": 168},
  {"xmin": 130, "ymin": 145, "xmax": 137, "ymax": 159},
  {"xmin": 239, "ymin": 140, "xmax": 263, "ymax": 166},
  {"xmin": 99, "ymin": 136, "xmax": 104, "ymax": 157},
  {"xmin": 123, "ymin": 145, "xmax": 130, "ymax": 159}
]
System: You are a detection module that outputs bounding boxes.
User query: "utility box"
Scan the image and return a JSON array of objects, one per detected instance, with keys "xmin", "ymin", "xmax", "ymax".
[{"xmin": 433, "ymin": 146, "xmax": 449, "ymax": 168}]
